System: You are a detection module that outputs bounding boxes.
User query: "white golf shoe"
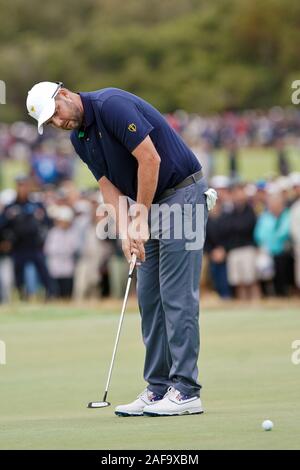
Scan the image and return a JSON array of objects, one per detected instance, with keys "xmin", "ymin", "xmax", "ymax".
[
  {"xmin": 115, "ymin": 389, "xmax": 164, "ymax": 417},
  {"xmin": 143, "ymin": 387, "xmax": 203, "ymax": 417}
]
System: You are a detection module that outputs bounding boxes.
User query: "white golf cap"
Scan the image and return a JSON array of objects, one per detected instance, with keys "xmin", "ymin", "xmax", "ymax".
[
  {"xmin": 54, "ymin": 205, "xmax": 74, "ymax": 222},
  {"xmin": 26, "ymin": 81, "xmax": 63, "ymax": 135}
]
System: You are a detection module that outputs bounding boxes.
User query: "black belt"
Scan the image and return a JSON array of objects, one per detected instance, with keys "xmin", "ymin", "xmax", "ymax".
[{"xmin": 157, "ymin": 169, "xmax": 204, "ymax": 201}]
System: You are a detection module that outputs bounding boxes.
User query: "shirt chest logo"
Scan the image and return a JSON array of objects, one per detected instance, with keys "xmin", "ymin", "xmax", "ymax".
[{"xmin": 128, "ymin": 123, "xmax": 137, "ymax": 132}]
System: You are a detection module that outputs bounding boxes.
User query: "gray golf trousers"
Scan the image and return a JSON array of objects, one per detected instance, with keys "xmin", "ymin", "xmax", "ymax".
[{"xmin": 136, "ymin": 177, "xmax": 209, "ymax": 397}]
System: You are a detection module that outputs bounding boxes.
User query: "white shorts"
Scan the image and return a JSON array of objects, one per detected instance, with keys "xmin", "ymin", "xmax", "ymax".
[{"xmin": 227, "ymin": 246, "xmax": 257, "ymax": 286}]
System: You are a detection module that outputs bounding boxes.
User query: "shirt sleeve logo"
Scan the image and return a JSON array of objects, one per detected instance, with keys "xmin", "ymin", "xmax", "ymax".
[{"xmin": 128, "ymin": 123, "xmax": 137, "ymax": 132}]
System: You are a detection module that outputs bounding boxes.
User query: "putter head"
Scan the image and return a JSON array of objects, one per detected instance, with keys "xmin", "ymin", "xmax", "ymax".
[{"xmin": 87, "ymin": 401, "xmax": 111, "ymax": 409}]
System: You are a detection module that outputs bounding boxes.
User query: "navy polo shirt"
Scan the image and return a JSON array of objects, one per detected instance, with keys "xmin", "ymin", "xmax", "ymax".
[{"xmin": 70, "ymin": 88, "xmax": 201, "ymax": 201}]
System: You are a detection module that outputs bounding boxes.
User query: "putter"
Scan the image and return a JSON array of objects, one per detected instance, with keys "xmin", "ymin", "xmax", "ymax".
[{"xmin": 87, "ymin": 253, "xmax": 137, "ymax": 409}]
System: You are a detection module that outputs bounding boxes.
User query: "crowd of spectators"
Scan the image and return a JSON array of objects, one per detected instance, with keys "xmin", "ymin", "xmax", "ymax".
[
  {"xmin": 166, "ymin": 106, "xmax": 300, "ymax": 149},
  {"xmin": 1, "ymin": 106, "xmax": 300, "ymax": 164},
  {"xmin": 0, "ymin": 171, "xmax": 299, "ymax": 303},
  {"xmin": 0, "ymin": 177, "xmax": 127, "ymax": 302},
  {"xmin": 0, "ymin": 106, "xmax": 299, "ymax": 302},
  {"xmin": 204, "ymin": 173, "xmax": 300, "ymax": 299},
  {"xmin": 0, "ymin": 122, "xmax": 75, "ymax": 186}
]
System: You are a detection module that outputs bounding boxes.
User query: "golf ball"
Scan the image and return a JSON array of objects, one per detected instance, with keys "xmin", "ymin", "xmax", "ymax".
[{"xmin": 262, "ymin": 420, "xmax": 274, "ymax": 431}]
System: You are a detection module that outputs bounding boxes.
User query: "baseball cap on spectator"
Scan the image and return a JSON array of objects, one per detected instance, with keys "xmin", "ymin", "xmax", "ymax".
[
  {"xmin": 266, "ymin": 182, "xmax": 280, "ymax": 194},
  {"xmin": 74, "ymin": 199, "xmax": 92, "ymax": 215},
  {"xmin": 245, "ymin": 183, "xmax": 257, "ymax": 197},
  {"xmin": 47, "ymin": 204, "xmax": 60, "ymax": 220},
  {"xmin": 0, "ymin": 189, "xmax": 16, "ymax": 206},
  {"xmin": 256, "ymin": 179, "xmax": 267, "ymax": 191},
  {"xmin": 276, "ymin": 176, "xmax": 291, "ymax": 192},
  {"xmin": 289, "ymin": 172, "xmax": 300, "ymax": 187},
  {"xmin": 210, "ymin": 175, "xmax": 231, "ymax": 189},
  {"xmin": 15, "ymin": 174, "xmax": 31, "ymax": 184},
  {"xmin": 55, "ymin": 206, "xmax": 74, "ymax": 222},
  {"xmin": 26, "ymin": 82, "xmax": 63, "ymax": 135}
]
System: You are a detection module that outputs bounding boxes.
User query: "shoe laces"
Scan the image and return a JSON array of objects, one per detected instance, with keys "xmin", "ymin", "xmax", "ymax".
[
  {"xmin": 165, "ymin": 386, "xmax": 177, "ymax": 397},
  {"xmin": 139, "ymin": 389, "xmax": 162, "ymax": 402},
  {"xmin": 165, "ymin": 387, "xmax": 189, "ymax": 401}
]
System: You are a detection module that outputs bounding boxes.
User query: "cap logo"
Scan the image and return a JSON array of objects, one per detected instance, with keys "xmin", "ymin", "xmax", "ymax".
[{"xmin": 128, "ymin": 123, "xmax": 137, "ymax": 132}]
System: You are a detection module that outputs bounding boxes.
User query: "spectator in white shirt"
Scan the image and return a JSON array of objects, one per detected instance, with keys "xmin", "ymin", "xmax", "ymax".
[{"xmin": 44, "ymin": 206, "xmax": 79, "ymax": 298}]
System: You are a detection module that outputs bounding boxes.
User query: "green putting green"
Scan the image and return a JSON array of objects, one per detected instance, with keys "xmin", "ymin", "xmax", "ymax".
[{"xmin": 0, "ymin": 302, "xmax": 299, "ymax": 450}]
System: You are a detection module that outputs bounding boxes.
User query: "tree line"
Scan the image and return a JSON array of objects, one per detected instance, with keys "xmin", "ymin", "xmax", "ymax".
[{"xmin": 0, "ymin": 0, "xmax": 300, "ymax": 121}]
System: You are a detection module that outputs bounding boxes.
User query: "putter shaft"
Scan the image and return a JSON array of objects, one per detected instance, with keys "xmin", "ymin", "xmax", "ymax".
[{"xmin": 88, "ymin": 253, "xmax": 137, "ymax": 408}]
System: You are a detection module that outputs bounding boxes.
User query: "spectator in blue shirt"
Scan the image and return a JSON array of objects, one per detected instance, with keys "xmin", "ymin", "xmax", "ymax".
[{"xmin": 254, "ymin": 192, "xmax": 292, "ymax": 296}]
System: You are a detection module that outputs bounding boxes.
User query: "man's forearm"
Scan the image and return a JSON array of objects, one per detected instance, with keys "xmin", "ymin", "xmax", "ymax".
[
  {"xmin": 136, "ymin": 159, "xmax": 160, "ymax": 210},
  {"xmin": 98, "ymin": 176, "xmax": 146, "ymax": 261},
  {"xmin": 98, "ymin": 176, "xmax": 130, "ymax": 238},
  {"xmin": 132, "ymin": 135, "xmax": 161, "ymax": 210}
]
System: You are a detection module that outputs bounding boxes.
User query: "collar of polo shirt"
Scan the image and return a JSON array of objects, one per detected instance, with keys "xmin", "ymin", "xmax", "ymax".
[{"xmin": 78, "ymin": 92, "xmax": 95, "ymax": 130}]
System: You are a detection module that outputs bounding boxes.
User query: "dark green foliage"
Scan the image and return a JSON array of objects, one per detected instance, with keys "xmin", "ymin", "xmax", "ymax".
[{"xmin": 0, "ymin": 0, "xmax": 300, "ymax": 120}]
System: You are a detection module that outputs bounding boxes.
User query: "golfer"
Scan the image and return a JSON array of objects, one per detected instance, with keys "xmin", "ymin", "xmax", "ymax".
[{"xmin": 26, "ymin": 81, "xmax": 216, "ymax": 416}]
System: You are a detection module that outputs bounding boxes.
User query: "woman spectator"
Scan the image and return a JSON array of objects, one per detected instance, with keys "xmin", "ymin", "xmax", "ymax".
[{"xmin": 254, "ymin": 192, "xmax": 292, "ymax": 297}]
